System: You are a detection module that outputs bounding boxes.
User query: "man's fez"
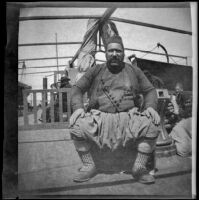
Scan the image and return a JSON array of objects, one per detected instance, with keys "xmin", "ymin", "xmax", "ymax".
[{"xmin": 106, "ymin": 35, "xmax": 124, "ymax": 49}]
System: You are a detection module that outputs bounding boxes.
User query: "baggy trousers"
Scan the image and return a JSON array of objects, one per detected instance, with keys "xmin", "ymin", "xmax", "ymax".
[{"xmin": 70, "ymin": 109, "xmax": 160, "ymax": 154}]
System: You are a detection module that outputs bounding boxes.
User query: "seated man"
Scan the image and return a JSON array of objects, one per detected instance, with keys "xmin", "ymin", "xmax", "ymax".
[
  {"xmin": 165, "ymin": 83, "xmax": 192, "ymax": 157},
  {"xmin": 166, "ymin": 102, "xmax": 192, "ymax": 157},
  {"xmin": 69, "ymin": 35, "xmax": 160, "ymax": 184},
  {"xmin": 170, "ymin": 117, "xmax": 192, "ymax": 157}
]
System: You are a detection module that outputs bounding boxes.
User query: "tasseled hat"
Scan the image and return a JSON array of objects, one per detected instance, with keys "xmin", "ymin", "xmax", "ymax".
[{"xmin": 106, "ymin": 35, "xmax": 124, "ymax": 50}]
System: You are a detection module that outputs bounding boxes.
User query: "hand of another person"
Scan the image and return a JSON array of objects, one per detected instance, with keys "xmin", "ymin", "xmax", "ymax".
[
  {"xmin": 144, "ymin": 107, "xmax": 160, "ymax": 125},
  {"xmin": 69, "ymin": 108, "xmax": 85, "ymax": 127}
]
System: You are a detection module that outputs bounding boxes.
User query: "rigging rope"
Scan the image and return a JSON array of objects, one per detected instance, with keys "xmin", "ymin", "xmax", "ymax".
[
  {"xmin": 170, "ymin": 56, "xmax": 179, "ymax": 64},
  {"xmin": 172, "ymin": 57, "xmax": 185, "ymax": 64},
  {"xmin": 157, "ymin": 43, "xmax": 169, "ymax": 63},
  {"xmin": 140, "ymin": 46, "xmax": 158, "ymax": 59},
  {"xmin": 20, "ymin": 61, "xmax": 26, "ymax": 81}
]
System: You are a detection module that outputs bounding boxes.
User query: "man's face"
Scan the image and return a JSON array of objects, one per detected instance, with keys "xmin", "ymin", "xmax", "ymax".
[
  {"xmin": 175, "ymin": 85, "xmax": 183, "ymax": 94},
  {"xmin": 105, "ymin": 43, "xmax": 124, "ymax": 67},
  {"xmin": 57, "ymin": 82, "xmax": 61, "ymax": 88}
]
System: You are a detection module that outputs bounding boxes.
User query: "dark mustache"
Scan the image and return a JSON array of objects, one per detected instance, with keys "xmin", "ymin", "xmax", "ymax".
[{"xmin": 110, "ymin": 58, "xmax": 120, "ymax": 62}]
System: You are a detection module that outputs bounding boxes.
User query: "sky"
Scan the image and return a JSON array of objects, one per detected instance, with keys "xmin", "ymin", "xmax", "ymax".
[{"xmin": 18, "ymin": 3, "xmax": 194, "ymax": 95}]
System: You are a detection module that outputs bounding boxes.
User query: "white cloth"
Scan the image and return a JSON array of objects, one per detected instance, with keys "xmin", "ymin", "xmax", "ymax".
[{"xmin": 170, "ymin": 117, "xmax": 192, "ymax": 157}]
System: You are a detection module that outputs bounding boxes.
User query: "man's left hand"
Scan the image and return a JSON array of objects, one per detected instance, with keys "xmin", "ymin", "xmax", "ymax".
[
  {"xmin": 128, "ymin": 107, "xmax": 139, "ymax": 119},
  {"xmin": 144, "ymin": 107, "xmax": 160, "ymax": 125}
]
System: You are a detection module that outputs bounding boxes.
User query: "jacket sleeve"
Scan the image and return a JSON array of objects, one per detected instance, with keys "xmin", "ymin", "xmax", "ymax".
[
  {"xmin": 136, "ymin": 67, "xmax": 158, "ymax": 111},
  {"xmin": 70, "ymin": 86, "xmax": 84, "ymax": 112},
  {"xmin": 70, "ymin": 65, "xmax": 100, "ymax": 112}
]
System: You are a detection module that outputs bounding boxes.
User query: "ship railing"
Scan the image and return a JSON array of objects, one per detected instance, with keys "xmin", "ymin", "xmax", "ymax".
[{"xmin": 19, "ymin": 88, "xmax": 72, "ymax": 130}]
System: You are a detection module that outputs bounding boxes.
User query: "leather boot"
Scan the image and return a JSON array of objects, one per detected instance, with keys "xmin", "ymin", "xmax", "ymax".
[
  {"xmin": 132, "ymin": 151, "xmax": 155, "ymax": 184},
  {"xmin": 73, "ymin": 151, "xmax": 97, "ymax": 182}
]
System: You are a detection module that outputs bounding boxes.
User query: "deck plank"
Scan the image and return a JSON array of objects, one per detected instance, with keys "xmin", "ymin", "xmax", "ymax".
[{"xmin": 18, "ymin": 128, "xmax": 192, "ymax": 197}]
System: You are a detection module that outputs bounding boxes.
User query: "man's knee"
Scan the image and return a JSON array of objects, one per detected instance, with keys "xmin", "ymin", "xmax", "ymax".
[
  {"xmin": 70, "ymin": 131, "xmax": 91, "ymax": 152},
  {"xmin": 70, "ymin": 124, "xmax": 85, "ymax": 140},
  {"xmin": 145, "ymin": 120, "xmax": 161, "ymax": 138},
  {"xmin": 137, "ymin": 137, "xmax": 157, "ymax": 154},
  {"xmin": 72, "ymin": 139, "xmax": 91, "ymax": 152}
]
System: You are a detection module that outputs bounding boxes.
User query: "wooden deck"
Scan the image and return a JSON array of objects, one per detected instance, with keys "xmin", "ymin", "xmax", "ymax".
[{"xmin": 17, "ymin": 128, "xmax": 193, "ymax": 198}]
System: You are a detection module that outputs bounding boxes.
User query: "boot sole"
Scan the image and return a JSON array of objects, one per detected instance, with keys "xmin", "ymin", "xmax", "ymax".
[
  {"xmin": 73, "ymin": 170, "xmax": 98, "ymax": 183},
  {"xmin": 138, "ymin": 179, "xmax": 155, "ymax": 184},
  {"xmin": 73, "ymin": 173, "xmax": 97, "ymax": 183},
  {"xmin": 73, "ymin": 177, "xmax": 91, "ymax": 183},
  {"xmin": 134, "ymin": 175, "xmax": 155, "ymax": 184}
]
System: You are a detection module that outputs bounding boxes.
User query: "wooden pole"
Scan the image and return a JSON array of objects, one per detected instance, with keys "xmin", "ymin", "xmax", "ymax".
[
  {"xmin": 19, "ymin": 15, "xmax": 192, "ymax": 35},
  {"xmin": 50, "ymin": 92, "xmax": 55, "ymax": 123},
  {"xmin": 18, "ymin": 42, "xmax": 81, "ymax": 46},
  {"xmin": 8, "ymin": 2, "xmax": 190, "ymax": 8},
  {"xmin": 59, "ymin": 92, "xmax": 63, "ymax": 122},
  {"xmin": 33, "ymin": 92, "xmax": 37, "ymax": 124},
  {"xmin": 55, "ymin": 33, "xmax": 59, "ymax": 73},
  {"xmin": 23, "ymin": 90, "xmax": 29, "ymax": 126},
  {"xmin": 43, "ymin": 77, "xmax": 48, "ymax": 106},
  {"xmin": 18, "ymin": 56, "xmax": 73, "ymax": 62}
]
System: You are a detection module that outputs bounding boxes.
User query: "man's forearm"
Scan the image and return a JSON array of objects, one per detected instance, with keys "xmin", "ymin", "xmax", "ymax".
[
  {"xmin": 143, "ymin": 89, "xmax": 158, "ymax": 111},
  {"xmin": 71, "ymin": 86, "xmax": 85, "ymax": 112}
]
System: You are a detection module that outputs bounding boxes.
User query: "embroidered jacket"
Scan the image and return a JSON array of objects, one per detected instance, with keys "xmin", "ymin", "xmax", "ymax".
[{"xmin": 71, "ymin": 62, "xmax": 158, "ymax": 113}]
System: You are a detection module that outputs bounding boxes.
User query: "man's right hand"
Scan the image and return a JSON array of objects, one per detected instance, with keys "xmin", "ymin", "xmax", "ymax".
[{"xmin": 69, "ymin": 108, "xmax": 85, "ymax": 127}]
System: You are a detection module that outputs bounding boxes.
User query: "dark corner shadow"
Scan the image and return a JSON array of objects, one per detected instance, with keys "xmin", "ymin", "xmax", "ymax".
[{"xmin": 19, "ymin": 169, "xmax": 192, "ymax": 194}]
